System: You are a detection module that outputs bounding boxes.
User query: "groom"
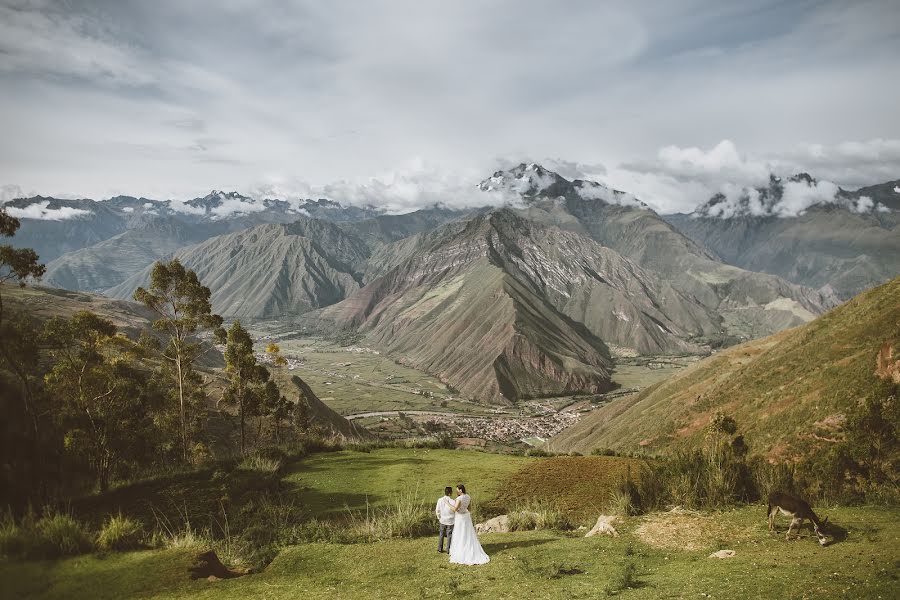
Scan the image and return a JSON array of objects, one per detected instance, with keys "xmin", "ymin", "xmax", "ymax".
[{"xmin": 435, "ymin": 486, "xmax": 455, "ymax": 552}]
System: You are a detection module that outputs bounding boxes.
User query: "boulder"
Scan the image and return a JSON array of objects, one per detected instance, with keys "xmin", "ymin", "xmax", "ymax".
[
  {"xmin": 476, "ymin": 514, "xmax": 510, "ymax": 533},
  {"xmin": 585, "ymin": 515, "xmax": 619, "ymax": 538},
  {"xmin": 708, "ymin": 549, "xmax": 736, "ymax": 559}
]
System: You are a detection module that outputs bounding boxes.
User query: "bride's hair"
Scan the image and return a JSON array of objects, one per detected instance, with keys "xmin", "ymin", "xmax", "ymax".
[{"xmin": 457, "ymin": 484, "xmax": 466, "ymax": 494}]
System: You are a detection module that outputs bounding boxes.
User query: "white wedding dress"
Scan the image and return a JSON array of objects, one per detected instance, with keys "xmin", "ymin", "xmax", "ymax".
[{"xmin": 448, "ymin": 494, "xmax": 490, "ymax": 565}]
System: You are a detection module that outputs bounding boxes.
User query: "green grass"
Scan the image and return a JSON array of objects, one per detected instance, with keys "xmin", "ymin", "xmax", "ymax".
[
  {"xmin": 281, "ymin": 448, "xmax": 530, "ymax": 515},
  {"xmin": 2, "ymin": 506, "xmax": 897, "ymax": 599}
]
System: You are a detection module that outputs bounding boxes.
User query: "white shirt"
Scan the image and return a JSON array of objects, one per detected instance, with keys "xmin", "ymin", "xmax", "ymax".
[{"xmin": 435, "ymin": 496, "xmax": 455, "ymax": 525}]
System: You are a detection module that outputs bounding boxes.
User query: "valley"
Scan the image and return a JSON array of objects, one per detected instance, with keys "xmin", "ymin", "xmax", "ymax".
[{"xmin": 244, "ymin": 321, "xmax": 692, "ymax": 446}]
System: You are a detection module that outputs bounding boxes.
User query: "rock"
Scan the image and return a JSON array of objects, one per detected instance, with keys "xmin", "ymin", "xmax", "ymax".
[
  {"xmin": 585, "ymin": 515, "xmax": 619, "ymax": 538},
  {"xmin": 476, "ymin": 514, "xmax": 510, "ymax": 533},
  {"xmin": 207, "ymin": 576, "xmax": 220, "ymax": 582},
  {"xmin": 708, "ymin": 549, "xmax": 736, "ymax": 559}
]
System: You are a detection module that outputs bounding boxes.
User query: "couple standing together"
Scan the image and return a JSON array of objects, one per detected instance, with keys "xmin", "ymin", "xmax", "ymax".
[{"xmin": 435, "ymin": 484, "xmax": 490, "ymax": 565}]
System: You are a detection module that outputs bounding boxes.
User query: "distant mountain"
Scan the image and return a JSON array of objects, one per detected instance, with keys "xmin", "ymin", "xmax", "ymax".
[
  {"xmin": 549, "ymin": 277, "xmax": 900, "ymax": 459},
  {"xmin": 107, "ymin": 219, "xmax": 370, "ymax": 318},
  {"xmin": 4, "ymin": 191, "xmax": 383, "ymax": 267},
  {"xmin": 665, "ymin": 175, "xmax": 900, "ymax": 299},
  {"xmin": 483, "ymin": 164, "xmax": 834, "ymax": 345},
  {"xmin": 106, "ymin": 208, "xmax": 471, "ymax": 318}
]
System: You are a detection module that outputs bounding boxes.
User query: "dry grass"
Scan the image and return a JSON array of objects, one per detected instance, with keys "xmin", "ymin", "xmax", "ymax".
[
  {"xmin": 635, "ymin": 508, "xmax": 756, "ymax": 552},
  {"xmin": 491, "ymin": 456, "xmax": 646, "ymax": 521}
]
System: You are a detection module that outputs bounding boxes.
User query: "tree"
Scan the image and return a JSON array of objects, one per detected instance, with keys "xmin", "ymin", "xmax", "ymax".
[
  {"xmin": 42, "ymin": 311, "xmax": 159, "ymax": 491},
  {"xmin": 133, "ymin": 260, "xmax": 224, "ymax": 462},
  {"xmin": 0, "ymin": 208, "xmax": 46, "ymax": 439},
  {"xmin": 265, "ymin": 342, "xmax": 288, "ymax": 367},
  {"xmin": 223, "ymin": 321, "xmax": 270, "ymax": 455}
]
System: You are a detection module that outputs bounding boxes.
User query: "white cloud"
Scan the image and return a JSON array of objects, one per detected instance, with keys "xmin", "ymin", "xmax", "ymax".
[
  {"xmin": 575, "ymin": 181, "xmax": 646, "ymax": 208},
  {"xmin": 166, "ymin": 201, "xmax": 205, "ymax": 215},
  {"xmin": 777, "ymin": 179, "xmax": 840, "ymax": 216},
  {"xmin": 609, "ymin": 138, "xmax": 900, "ymax": 214},
  {"xmin": 320, "ymin": 159, "xmax": 501, "ymax": 214},
  {"xmin": 208, "ymin": 194, "xmax": 266, "ymax": 219},
  {"xmin": 142, "ymin": 202, "xmax": 154, "ymax": 208},
  {"xmin": 5, "ymin": 200, "xmax": 90, "ymax": 221},
  {"xmin": 0, "ymin": 184, "xmax": 26, "ymax": 203},
  {"xmin": 121, "ymin": 206, "xmax": 134, "ymax": 213},
  {"xmin": 0, "ymin": 1, "xmax": 155, "ymax": 87}
]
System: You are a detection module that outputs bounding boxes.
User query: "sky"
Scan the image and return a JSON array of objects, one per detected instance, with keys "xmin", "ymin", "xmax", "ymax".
[{"xmin": 1, "ymin": 0, "xmax": 899, "ymax": 214}]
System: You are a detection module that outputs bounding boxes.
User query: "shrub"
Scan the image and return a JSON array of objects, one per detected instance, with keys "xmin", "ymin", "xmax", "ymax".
[
  {"xmin": 32, "ymin": 512, "xmax": 93, "ymax": 558},
  {"xmin": 96, "ymin": 513, "xmax": 144, "ymax": 552},
  {"xmin": 238, "ymin": 453, "xmax": 282, "ymax": 475},
  {"xmin": 526, "ymin": 448, "xmax": 551, "ymax": 457},
  {"xmin": 592, "ymin": 448, "xmax": 618, "ymax": 457},
  {"xmin": 607, "ymin": 487, "xmax": 637, "ymax": 517},
  {"xmin": 508, "ymin": 500, "xmax": 572, "ymax": 531}
]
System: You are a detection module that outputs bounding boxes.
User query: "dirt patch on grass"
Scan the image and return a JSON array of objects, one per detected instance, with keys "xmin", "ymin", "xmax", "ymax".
[
  {"xmin": 635, "ymin": 509, "xmax": 756, "ymax": 552},
  {"xmin": 490, "ymin": 456, "xmax": 645, "ymax": 520}
]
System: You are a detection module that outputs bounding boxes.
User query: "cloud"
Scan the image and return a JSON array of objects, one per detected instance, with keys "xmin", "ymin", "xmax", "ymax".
[
  {"xmin": 607, "ymin": 138, "xmax": 900, "ymax": 214},
  {"xmin": 0, "ymin": 184, "xmax": 26, "ymax": 203},
  {"xmin": 5, "ymin": 200, "xmax": 90, "ymax": 221},
  {"xmin": 208, "ymin": 194, "xmax": 267, "ymax": 219},
  {"xmin": 121, "ymin": 206, "xmax": 134, "ymax": 213},
  {"xmin": 1, "ymin": 1, "xmax": 899, "ymax": 205},
  {"xmin": 322, "ymin": 159, "xmax": 493, "ymax": 213},
  {"xmin": 575, "ymin": 180, "xmax": 646, "ymax": 208},
  {"xmin": 0, "ymin": 0, "xmax": 154, "ymax": 86},
  {"xmin": 777, "ymin": 179, "xmax": 841, "ymax": 217}
]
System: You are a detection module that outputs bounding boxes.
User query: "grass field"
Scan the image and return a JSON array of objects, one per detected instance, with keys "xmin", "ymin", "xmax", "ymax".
[
  {"xmin": 4, "ymin": 448, "xmax": 898, "ymax": 599},
  {"xmin": 281, "ymin": 448, "xmax": 531, "ymax": 515},
  {"xmin": 3, "ymin": 505, "xmax": 897, "ymax": 600}
]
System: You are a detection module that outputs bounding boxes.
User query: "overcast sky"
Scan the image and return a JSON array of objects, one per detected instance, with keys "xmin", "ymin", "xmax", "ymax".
[{"xmin": 1, "ymin": 0, "xmax": 899, "ymax": 213}]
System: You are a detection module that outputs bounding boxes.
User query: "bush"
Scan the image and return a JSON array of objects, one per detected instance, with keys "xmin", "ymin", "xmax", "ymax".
[
  {"xmin": 96, "ymin": 513, "xmax": 144, "ymax": 552},
  {"xmin": 27, "ymin": 511, "xmax": 91, "ymax": 558},
  {"xmin": 238, "ymin": 453, "xmax": 282, "ymax": 475},
  {"xmin": 592, "ymin": 448, "xmax": 618, "ymax": 457},
  {"xmin": 508, "ymin": 500, "xmax": 572, "ymax": 531},
  {"xmin": 526, "ymin": 448, "xmax": 551, "ymax": 457}
]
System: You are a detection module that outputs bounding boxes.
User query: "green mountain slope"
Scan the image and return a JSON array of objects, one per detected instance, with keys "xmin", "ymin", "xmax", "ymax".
[{"xmin": 549, "ymin": 277, "xmax": 900, "ymax": 458}]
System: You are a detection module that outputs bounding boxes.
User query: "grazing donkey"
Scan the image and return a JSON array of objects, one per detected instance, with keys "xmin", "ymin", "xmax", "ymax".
[{"xmin": 767, "ymin": 491, "xmax": 829, "ymax": 545}]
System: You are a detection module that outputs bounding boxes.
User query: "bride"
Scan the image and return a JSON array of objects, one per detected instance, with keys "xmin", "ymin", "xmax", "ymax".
[{"xmin": 448, "ymin": 484, "xmax": 490, "ymax": 565}]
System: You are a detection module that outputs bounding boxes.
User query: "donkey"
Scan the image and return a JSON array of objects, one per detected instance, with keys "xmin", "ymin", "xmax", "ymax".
[{"xmin": 767, "ymin": 491, "xmax": 829, "ymax": 545}]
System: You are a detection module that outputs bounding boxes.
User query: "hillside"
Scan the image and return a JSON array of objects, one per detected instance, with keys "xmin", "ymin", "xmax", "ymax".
[{"xmin": 549, "ymin": 277, "xmax": 900, "ymax": 458}]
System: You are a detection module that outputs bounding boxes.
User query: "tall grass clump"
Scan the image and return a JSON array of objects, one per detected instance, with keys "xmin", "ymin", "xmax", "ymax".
[
  {"xmin": 508, "ymin": 500, "xmax": 572, "ymax": 531},
  {"xmin": 96, "ymin": 513, "xmax": 144, "ymax": 551},
  {"xmin": 345, "ymin": 491, "xmax": 433, "ymax": 541},
  {"xmin": 238, "ymin": 452, "xmax": 283, "ymax": 475},
  {"xmin": 1, "ymin": 509, "xmax": 93, "ymax": 559}
]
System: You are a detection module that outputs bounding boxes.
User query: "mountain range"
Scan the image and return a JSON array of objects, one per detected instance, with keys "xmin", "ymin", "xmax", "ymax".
[{"xmin": 5, "ymin": 164, "xmax": 898, "ymax": 404}]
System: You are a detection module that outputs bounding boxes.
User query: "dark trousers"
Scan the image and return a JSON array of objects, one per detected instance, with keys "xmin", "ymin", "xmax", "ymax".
[{"xmin": 438, "ymin": 523, "xmax": 454, "ymax": 551}]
